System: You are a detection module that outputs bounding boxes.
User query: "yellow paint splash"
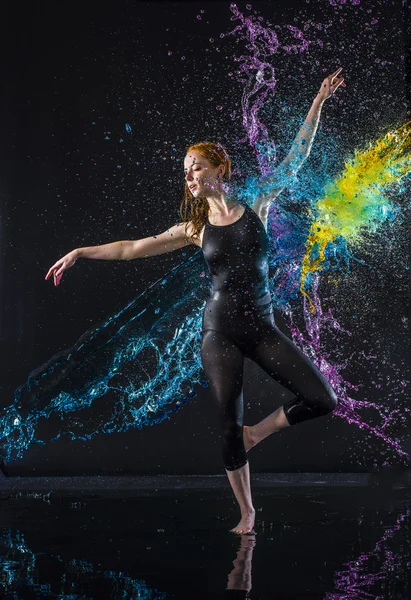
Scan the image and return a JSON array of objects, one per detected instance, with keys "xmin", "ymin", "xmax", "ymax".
[{"xmin": 301, "ymin": 121, "xmax": 411, "ymax": 312}]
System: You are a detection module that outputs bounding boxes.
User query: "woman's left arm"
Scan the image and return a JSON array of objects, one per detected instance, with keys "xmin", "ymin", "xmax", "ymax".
[{"xmin": 254, "ymin": 67, "xmax": 346, "ymax": 214}]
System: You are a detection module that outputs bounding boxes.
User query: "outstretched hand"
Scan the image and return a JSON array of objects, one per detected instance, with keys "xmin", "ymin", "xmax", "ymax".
[
  {"xmin": 318, "ymin": 67, "xmax": 345, "ymax": 101},
  {"xmin": 45, "ymin": 250, "xmax": 78, "ymax": 287}
]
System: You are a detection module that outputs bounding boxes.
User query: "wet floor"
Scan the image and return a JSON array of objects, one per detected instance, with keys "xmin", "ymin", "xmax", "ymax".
[{"xmin": 0, "ymin": 476, "xmax": 410, "ymax": 599}]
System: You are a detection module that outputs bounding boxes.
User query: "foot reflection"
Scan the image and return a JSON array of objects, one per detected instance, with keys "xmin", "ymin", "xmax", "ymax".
[{"xmin": 226, "ymin": 533, "xmax": 256, "ymax": 594}]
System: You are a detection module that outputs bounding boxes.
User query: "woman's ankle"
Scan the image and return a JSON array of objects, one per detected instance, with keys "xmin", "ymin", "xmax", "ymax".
[{"xmin": 241, "ymin": 506, "xmax": 255, "ymax": 516}]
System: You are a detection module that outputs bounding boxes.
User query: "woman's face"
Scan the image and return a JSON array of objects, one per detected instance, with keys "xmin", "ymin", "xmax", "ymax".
[{"xmin": 184, "ymin": 150, "xmax": 223, "ymax": 197}]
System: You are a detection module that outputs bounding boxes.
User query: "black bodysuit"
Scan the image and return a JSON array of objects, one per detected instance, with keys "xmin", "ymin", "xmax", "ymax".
[{"xmin": 200, "ymin": 202, "xmax": 338, "ymax": 471}]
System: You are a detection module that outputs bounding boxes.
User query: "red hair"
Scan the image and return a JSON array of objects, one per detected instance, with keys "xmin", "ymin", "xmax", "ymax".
[{"xmin": 179, "ymin": 142, "xmax": 232, "ymax": 244}]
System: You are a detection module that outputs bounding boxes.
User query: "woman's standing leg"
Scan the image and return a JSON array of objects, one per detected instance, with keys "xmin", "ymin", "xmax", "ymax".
[
  {"xmin": 201, "ymin": 329, "xmax": 256, "ymax": 534},
  {"xmin": 245, "ymin": 323, "xmax": 338, "ymax": 449}
]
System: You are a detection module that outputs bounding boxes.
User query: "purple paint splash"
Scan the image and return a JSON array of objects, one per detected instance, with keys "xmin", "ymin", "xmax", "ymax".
[
  {"xmin": 325, "ymin": 507, "xmax": 411, "ymax": 599},
  {"xmin": 328, "ymin": 0, "xmax": 361, "ymax": 5},
  {"xmin": 287, "ymin": 276, "xmax": 410, "ymax": 462},
  {"xmin": 224, "ymin": 3, "xmax": 312, "ymax": 176}
]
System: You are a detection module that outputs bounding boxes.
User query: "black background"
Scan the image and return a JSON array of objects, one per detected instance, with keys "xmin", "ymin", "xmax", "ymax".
[{"xmin": 1, "ymin": 0, "xmax": 410, "ymax": 474}]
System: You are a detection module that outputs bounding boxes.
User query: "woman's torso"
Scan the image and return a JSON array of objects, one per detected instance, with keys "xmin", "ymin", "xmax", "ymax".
[{"xmin": 198, "ymin": 202, "xmax": 274, "ymax": 333}]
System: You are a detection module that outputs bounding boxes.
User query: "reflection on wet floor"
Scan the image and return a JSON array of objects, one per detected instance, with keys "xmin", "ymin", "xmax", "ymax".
[{"xmin": 0, "ymin": 482, "xmax": 410, "ymax": 599}]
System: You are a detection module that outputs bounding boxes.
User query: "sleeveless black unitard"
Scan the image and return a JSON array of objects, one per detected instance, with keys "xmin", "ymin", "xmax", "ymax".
[
  {"xmin": 200, "ymin": 202, "xmax": 338, "ymax": 471},
  {"xmin": 202, "ymin": 202, "xmax": 273, "ymax": 342}
]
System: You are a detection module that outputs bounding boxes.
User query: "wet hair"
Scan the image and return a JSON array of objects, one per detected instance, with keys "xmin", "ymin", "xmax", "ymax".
[{"xmin": 180, "ymin": 142, "xmax": 232, "ymax": 244}]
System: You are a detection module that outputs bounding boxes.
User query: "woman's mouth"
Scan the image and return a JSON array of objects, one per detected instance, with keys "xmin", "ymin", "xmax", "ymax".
[{"xmin": 189, "ymin": 184, "xmax": 198, "ymax": 192}]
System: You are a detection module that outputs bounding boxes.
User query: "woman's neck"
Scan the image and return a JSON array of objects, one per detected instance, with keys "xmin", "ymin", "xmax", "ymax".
[{"xmin": 206, "ymin": 193, "xmax": 240, "ymax": 217}]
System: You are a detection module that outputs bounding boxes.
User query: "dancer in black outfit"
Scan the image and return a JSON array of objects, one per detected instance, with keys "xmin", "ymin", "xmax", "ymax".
[
  {"xmin": 46, "ymin": 68, "xmax": 345, "ymax": 533},
  {"xmin": 201, "ymin": 201, "xmax": 337, "ymax": 468}
]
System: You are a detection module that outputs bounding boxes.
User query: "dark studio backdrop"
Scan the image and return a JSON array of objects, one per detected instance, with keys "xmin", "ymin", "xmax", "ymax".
[{"xmin": 1, "ymin": 0, "xmax": 410, "ymax": 475}]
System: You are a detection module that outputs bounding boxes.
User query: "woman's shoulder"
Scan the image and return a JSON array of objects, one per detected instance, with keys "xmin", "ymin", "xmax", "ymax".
[
  {"xmin": 179, "ymin": 219, "xmax": 203, "ymax": 248},
  {"xmin": 246, "ymin": 201, "xmax": 268, "ymax": 230}
]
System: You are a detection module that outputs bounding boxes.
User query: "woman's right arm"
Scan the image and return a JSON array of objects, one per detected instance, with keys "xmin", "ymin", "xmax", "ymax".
[
  {"xmin": 45, "ymin": 222, "xmax": 194, "ymax": 286},
  {"xmin": 79, "ymin": 222, "xmax": 193, "ymax": 260}
]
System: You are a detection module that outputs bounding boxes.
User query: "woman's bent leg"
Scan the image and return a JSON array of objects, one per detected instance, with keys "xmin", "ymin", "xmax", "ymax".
[{"xmin": 247, "ymin": 324, "xmax": 338, "ymax": 438}]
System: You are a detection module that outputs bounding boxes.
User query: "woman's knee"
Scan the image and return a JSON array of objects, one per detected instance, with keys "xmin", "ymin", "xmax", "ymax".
[
  {"xmin": 311, "ymin": 379, "xmax": 339, "ymax": 416},
  {"xmin": 284, "ymin": 387, "xmax": 338, "ymax": 425},
  {"xmin": 328, "ymin": 387, "xmax": 339, "ymax": 412},
  {"xmin": 314, "ymin": 386, "xmax": 339, "ymax": 416},
  {"xmin": 221, "ymin": 421, "xmax": 243, "ymax": 444}
]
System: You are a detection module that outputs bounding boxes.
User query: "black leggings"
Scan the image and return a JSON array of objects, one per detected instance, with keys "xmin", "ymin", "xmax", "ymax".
[{"xmin": 200, "ymin": 313, "xmax": 338, "ymax": 472}]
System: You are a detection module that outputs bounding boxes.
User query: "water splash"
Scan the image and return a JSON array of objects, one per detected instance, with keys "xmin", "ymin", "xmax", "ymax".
[
  {"xmin": 301, "ymin": 121, "xmax": 411, "ymax": 311},
  {"xmin": 224, "ymin": 3, "xmax": 313, "ymax": 176},
  {"xmin": 287, "ymin": 276, "xmax": 409, "ymax": 461},
  {"xmin": 0, "ymin": 529, "xmax": 170, "ymax": 599},
  {"xmin": 325, "ymin": 507, "xmax": 411, "ymax": 599},
  {"xmin": 1, "ymin": 252, "xmax": 209, "ymax": 461}
]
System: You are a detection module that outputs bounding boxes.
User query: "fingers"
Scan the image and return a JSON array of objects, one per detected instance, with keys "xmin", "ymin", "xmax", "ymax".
[
  {"xmin": 54, "ymin": 271, "xmax": 63, "ymax": 287},
  {"xmin": 331, "ymin": 78, "xmax": 345, "ymax": 93},
  {"xmin": 45, "ymin": 261, "xmax": 60, "ymax": 280},
  {"xmin": 45, "ymin": 263, "xmax": 63, "ymax": 286},
  {"xmin": 45, "ymin": 259, "xmax": 65, "ymax": 283},
  {"xmin": 330, "ymin": 67, "xmax": 343, "ymax": 79}
]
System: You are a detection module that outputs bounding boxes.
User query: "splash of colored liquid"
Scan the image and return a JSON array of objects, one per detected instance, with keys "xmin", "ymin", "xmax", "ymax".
[
  {"xmin": 0, "ymin": 252, "xmax": 209, "ymax": 461},
  {"xmin": 225, "ymin": 2, "xmax": 312, "ymax": 176},
  {"xmin": 301, "ymin": 121, "xmax": 411, "ymax": 312},
  {"xmin": 0, "ymin": 529, "xmax": 169, "ymax": 599},
  {"xmin": 325, "ymin": 507, "xmax": 411, "ymax": 599}
]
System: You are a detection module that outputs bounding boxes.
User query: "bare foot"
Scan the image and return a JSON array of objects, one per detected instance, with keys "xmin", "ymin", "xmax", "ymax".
[
  {"xmin": 243, "ymin": 426, "xmax": 257, "ymax": 452},
  {"xmin": 230, "ymin": 509, "xmax": 256, "ymax": 535}
]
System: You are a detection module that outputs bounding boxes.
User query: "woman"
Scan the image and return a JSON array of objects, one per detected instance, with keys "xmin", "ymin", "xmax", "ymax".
[{"xmin": 45, "ymin": 68, "xmax": 345, "ymax": 533}]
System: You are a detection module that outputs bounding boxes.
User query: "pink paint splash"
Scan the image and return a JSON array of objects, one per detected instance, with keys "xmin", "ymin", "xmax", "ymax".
[
  {"xmin": 224, "ymin": 3, "xmax": 313, "ymax": 176},
  {"xmin": 325, "ymin": 507, "xmax": 411, "ymax": 599},
  {"xmin": 285, "ymin": 275, "xmax": 410, "ymax": 462}
]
